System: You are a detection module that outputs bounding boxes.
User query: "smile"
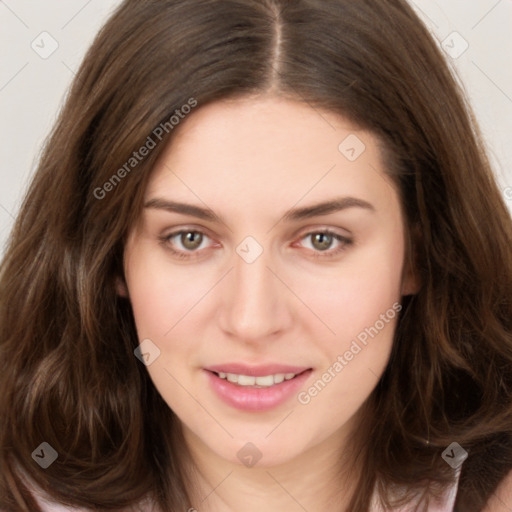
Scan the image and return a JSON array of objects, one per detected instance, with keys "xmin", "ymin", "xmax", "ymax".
[
  {"xmin": 214, "ymin": 371, "xmax": 298, "ymax": 387},
  {"xmin": 204, "ymin": 366, "xmax": 313, "ymax": 411}
]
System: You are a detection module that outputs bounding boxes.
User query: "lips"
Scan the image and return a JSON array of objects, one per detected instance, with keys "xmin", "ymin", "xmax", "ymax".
[
  {"xmin": 204, "ymin": 363, "xmax": 311, "ymax": 377},
  {"xmin": 204, "ymin": 363, "xmax": 313, "ymax": 412}
]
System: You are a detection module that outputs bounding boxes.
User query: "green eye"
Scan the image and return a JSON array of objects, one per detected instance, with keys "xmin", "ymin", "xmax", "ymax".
[
  {"xmin": 310, "ymin": 233, "xmax": 335, "ymax": 251},
  {"xmin": 180, "ymin": 231, "xmax": 203, "ymax": 250}
]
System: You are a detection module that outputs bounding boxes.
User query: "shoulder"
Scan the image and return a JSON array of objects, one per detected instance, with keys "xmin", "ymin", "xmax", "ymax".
[{"xmin": 481, "ymin": 469, "xmax": 512, "ymax": 512}]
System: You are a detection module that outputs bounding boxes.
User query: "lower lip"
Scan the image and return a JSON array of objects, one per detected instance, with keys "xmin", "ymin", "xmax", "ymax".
[{"xmin": 205, "ymin": 369, "xmax": 312, "ymax": 412}]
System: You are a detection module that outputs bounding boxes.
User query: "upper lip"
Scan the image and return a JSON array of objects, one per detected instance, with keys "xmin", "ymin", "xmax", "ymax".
[{"xmin": 204, "ymin": 363, "xmax": 312, "ymax": 377}]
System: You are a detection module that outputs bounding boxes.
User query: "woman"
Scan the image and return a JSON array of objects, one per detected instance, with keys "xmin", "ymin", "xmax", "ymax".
[{"xmin": 1, "ymin": 0, "xmax": 511, "ymax": 510}]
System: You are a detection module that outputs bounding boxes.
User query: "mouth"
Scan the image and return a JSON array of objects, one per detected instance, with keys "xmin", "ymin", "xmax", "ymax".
[
  {"xmin": 209, "ymin": 369, "xmax": 309, "ymax": 388},
  {"xmin": 204, "ymin": 366, "xmax": 313, "ymax": 411}
]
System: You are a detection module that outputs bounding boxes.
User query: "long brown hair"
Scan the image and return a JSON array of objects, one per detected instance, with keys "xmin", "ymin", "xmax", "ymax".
[{"xmin": 1, "ymin": 0, "xmax": 511, "ymax": 510}]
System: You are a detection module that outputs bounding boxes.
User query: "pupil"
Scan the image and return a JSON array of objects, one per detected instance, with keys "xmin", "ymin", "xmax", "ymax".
[
  {"xmin": 182, "ymin": 232, "xmax": 202, "ymax": 250},
  {"xmin": 313, "ymin": 233, "xmax": 332, "ymax": 251}
]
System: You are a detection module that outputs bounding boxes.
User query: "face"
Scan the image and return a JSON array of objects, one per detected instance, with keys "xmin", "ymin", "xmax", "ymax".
[{"xmin": 123, "ymin": 95, "xmax": 417, "ymax": 469}]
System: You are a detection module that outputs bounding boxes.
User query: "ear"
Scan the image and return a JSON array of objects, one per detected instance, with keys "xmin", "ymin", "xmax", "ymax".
[{"xmin": 116, "ymin": 276, "xmax": 129, "ymax": 298}]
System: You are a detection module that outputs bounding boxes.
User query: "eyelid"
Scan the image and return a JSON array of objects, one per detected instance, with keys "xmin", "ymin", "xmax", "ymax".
[
  {"xmin": 161, "ymin": 225, "xmax": 216, "ymax": 242},
  {"xmin": 294, "ymin": 224, "xmax": 352, "ymax": 239}
]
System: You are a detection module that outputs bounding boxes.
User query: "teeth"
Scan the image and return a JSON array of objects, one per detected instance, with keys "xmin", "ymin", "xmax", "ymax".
[
  {"xmin": 217, "ymin": 372, "xmax": 298, "ymax": 387},
  {"xmin": 254, "ymin": 375, "xmax": 274, "ymax": 386},
  {"xmin": 237, "ymin": 374, "xmax": 256, "ymax": 386}
]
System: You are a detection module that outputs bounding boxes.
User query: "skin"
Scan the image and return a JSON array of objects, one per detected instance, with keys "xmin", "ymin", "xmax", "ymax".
[
  {"xmin": 122, "ymin": 95, "xmax": 419, "ymax": 512},
  {"xmin": 484, "ymin": 473, "xmax": 512, "ymax": 511}
]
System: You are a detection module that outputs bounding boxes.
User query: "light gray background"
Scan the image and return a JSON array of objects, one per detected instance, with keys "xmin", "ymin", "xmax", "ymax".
[{"xmin": 1, "ymin": 0, "xmax": 511, "ymax": 256}]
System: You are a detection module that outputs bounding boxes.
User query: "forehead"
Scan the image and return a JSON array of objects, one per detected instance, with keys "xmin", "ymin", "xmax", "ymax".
[{"xmin": 145, "ymin": 95, "xmax": 398, "ymax": 218}]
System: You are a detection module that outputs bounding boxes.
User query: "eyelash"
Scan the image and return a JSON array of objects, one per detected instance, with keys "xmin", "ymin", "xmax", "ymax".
[{"xmin": 158, "ymin": 229, "xmax": 353, "ymax": 260}]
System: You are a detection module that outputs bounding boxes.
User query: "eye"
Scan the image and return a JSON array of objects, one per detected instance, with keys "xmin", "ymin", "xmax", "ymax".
[
  {"xmin": 297, "ymin": 229, "xmax": 352, "ymax": 258},
  {"xmin": 159, "ymin": 229, "xmax": 215, "ymax": 259},
  {"xmin": 175, "ymin": 231, "xmax": 205, "ymax": 251},
  {"xmin": 159, "ymin": 228, "xmax": 352, "ymax": 261}
]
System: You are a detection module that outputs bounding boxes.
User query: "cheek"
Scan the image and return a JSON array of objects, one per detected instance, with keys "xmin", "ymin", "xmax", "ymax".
[
  {"xmin": 128, "ymin": 281, "xmax": 170, "ymax": 341},
  {"xmin": 296, "ymin": 291, "xmax": 399, "ymax": 431},
  {"xmin": 125, "ymin": 248, "xmax": 209, "ymax": 338},
  {"xmin": 124, "ymin": 249, "xmax": 205, "ymax": 412},
  {"xmin": 292, "ymin": 233, "xmax": 405, "ymax": 344},
  {"xmin": 290, "ymin": 231, "xmax": 403, "ymax": 418}
]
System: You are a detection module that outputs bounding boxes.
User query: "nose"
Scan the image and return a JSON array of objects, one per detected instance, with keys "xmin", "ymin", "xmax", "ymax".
[{"xmin": 217, "ymin": 246, "xmax": 293, "ymax": 343}]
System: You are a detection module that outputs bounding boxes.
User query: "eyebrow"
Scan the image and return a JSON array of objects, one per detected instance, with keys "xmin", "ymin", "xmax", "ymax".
[{"xmin": 143, "ymin": 196, "xmax": 375, "ymax": 223}]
